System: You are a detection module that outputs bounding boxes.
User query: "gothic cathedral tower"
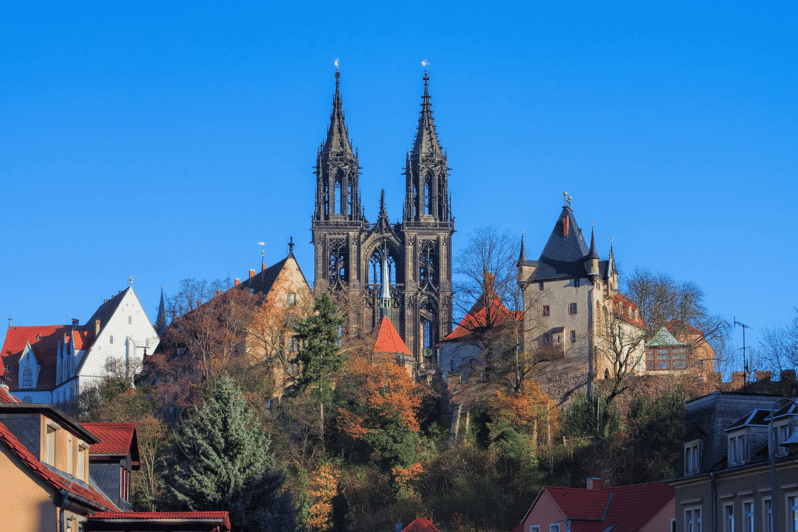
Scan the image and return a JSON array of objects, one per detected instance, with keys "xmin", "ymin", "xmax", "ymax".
[{"xmin": 311, "ymin": 68, "xmax": 453, "ymax": 370}]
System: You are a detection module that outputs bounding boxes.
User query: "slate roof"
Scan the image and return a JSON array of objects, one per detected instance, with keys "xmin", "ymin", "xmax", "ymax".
[
  {"xmin": 374, "ymin": 317, "xmax": 411, "ymax": 356},
  {"xmin": 82, "ymin": 423, "xmax": 141, "ymax": 468},
  {"xmin": 528, "ymin": 206, "xmax": 591, "ymax": 282},
  {"xmin": 1, "ymin": 325, "xmax": 95, "ymax": 391},
  {"xmin": 523, "ymin": 482, "xmax": 673, "ymax": 532},
  {"xmin": 725, "ymin": 409, "xmax": 770, "ymax": 431},
  {"xmin": 87, "ymin": 511, "xmax": 231, "ymax": 531},
  {"xmin": 0, "ymin": 418, "xmax": 118, "ymax": 512},
  {"xmin": 402, "ymin": 517, "xmax": 440, "ymax": 532},
  {"xmin": 236, "ymin": 253, "xmax": 310, "ymax": 301}
]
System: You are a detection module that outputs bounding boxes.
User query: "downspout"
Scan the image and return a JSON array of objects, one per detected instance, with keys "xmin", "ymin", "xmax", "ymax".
[
  {"xmin": 710, "ymin": 472, "xmax": 717, "ymax": 532},
  {"xmin": 59, "ymin": 489, "xmax": 70, "ymax": 532}
]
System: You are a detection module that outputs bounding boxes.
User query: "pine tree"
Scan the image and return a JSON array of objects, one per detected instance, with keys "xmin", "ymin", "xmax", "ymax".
[
  {"xmin": 293, "ymin": 293, "xmax": 346, "ymax": 406},
  {"xmin": 162, "ymin": 376, "xmax": 297, "ymax": 532}
]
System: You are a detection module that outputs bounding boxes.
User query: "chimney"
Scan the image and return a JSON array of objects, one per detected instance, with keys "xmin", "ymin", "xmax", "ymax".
[
  {"xmin": 95, "ymin": 319, "xmax": 101, "ymax": 336},
  {"xmin": 587, "ymin": 477, "xmax": 602, "ymax": 490},
  {"xmin": 249, "ymin": 269, "xmax": 256, "ymax": 278},
  {"xmin": 234, "ymin": 278, "xmax": 240, "ymax": 286},
  {"xmin": 71, "ymin": 319, "xmax": 79, "ymax": 330}
]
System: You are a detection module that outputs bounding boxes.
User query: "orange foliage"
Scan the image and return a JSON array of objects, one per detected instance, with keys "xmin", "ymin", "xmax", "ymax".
[
  {"xmin": 305, "ymin": 462, "xmax": 340, "ymax": 532},
  {"xmin": 338, "ymin": 353, "xmax": 423, "ymax": 440},
  {"xmin": 392, "ymin": 461, "xmax": 424, "ymax": 487},
  {"xmin": 490, "ymin": 380, "xmax": 560, "ymax": 437}
]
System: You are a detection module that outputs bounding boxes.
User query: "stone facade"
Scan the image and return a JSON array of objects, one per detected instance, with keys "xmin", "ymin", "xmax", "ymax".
[{"xmin": 311, "ymin": 69, "xmax": 453, "ymax": 368}]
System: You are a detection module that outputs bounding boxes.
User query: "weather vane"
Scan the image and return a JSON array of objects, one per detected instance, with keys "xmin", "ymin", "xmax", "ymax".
[
  {"xmin": 422, "ymin": 59, "xmax": 429, "ymax": 67},
  {"xmin": 335, "ymin": 58, "xmax": 339, "ymax": 69}
]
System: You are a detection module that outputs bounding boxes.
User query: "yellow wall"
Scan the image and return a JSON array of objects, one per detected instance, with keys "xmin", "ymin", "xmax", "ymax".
[{"xmin": 0, "ymin": 443, "xmax": 58, "ymax": 532}]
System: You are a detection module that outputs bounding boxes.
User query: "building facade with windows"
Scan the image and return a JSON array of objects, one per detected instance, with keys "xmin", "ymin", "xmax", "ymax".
[
  {"xmin": 0, "ymin": 283, "xmax": 160, "ymax": 405},
  {"xmin": 516, "ymin": 199, "xmax": 646, "ymax": 388},
  {"xmin": 645, "ymin": 323, "xmax": 716, "ymax": 379},
  {"xmin": 310, "ymin": 69, "xmax": 454, "ymax": 369},
  {"xmin": 670, "ymin": 393, "xmax": 798, "ymax": 532}
]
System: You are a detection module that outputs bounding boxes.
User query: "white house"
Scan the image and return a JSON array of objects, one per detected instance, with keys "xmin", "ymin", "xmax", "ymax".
[{"xmin": 0, "ymin": 283, "xmax": 160, "ymax": 404}]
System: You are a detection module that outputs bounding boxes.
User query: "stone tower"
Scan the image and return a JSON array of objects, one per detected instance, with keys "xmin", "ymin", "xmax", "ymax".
[{"xmin": 311, "ymin": 69, "xmax": 454, "ymax": 369}]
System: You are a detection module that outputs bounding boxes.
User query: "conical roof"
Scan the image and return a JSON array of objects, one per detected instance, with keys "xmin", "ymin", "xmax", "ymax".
[
  {"xmin": 322, "ymin": 69, "xmax": 354, "ymax": 157},
  {"xmin": 373, "ymin": 317, "xmax": 410, "ymax": 356},
  {"xmin": 411, "ymin": 71, "xmax": 443, "ymax": 157},
  {"xmin": 528, "ymin": 206, "xmax": 590, "ymax": 281},
  {"xmin": 155, "ymin": 287, "xmax": 167, "ymax": 337}
]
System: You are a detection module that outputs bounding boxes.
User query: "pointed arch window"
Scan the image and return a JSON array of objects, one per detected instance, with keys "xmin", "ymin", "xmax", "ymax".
[
  {"xmin": 348, "ymin": 181, "xmax": 354, "ymax": 217},
  {"xmin": 328, "ymin": 238, "xmax": 347, "ymax": 289},
  {"xmin": 412, "ymin": 183, "xmax": 419, "ymax": 217},
  {"xmin": 334, "ymin": 178, "xmax": 342, "ymax": 215},
  {"xmin": 419, "ymin": 240, "xmax": 439, "ymax": 288},
  {"xmin": 424, "ymin": 176, "xmax": 432, "ymax": 215}
]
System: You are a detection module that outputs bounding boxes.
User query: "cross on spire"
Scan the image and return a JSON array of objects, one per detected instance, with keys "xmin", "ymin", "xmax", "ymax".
[
  {"xmin": 288, "ymin": 236, "xmax": 295, "ymax": 254},
  {"xmin": 129, "ymin": 276, "xmax": 133, "ymax": 287}
]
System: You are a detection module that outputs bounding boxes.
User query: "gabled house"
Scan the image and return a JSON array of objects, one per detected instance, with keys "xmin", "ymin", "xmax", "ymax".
[
  {"xmin": 82, "ymin": 423, "xmax": 140, "ymax": 512},
  {"xmin": 645, "ymin": 321, "xmax": 716, "ymax": 378},
  {"xmin": 0, "ymin": 399, "xmax": 119, "ymax": 531},
  {"xmin": 401, "ymin": 517, "xmax": 441, "ymax": 532},
  {"xmin": 518, "ymin": 478, "xmax": 674, "ymax": 532},
  {"xmin": 1, "ymin": 283, "xmax": 160, "ymax": 405}
]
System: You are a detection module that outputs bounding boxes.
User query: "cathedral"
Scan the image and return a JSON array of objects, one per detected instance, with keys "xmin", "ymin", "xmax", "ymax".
[{"xmin": 311, "ymin": 69, "xmax": 454, "ymax": 368}]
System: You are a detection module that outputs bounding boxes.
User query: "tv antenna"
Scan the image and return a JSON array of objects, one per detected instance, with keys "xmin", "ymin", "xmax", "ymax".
[{"xmin": 734, "ymin": 317, "xmax": 753, "ymax": 382}]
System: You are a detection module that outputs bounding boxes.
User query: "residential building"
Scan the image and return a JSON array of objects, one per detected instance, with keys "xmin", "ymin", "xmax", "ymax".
[
  {"xmin": 1, "ymin": 283, "xmax": 160, "ymax": 405},
  {"xmin": 400, "ymin": 517, "xmax": 441, "ymax": 532},
  {"xmin": 645, "ymin": 322, "xmax": 716, "ymax": 379},
  {"xmin": 82, "ymin": 423, "xmax": 140, "ymax": 512},
  {"xmin": 518, "ymin": 477, "xmax": 674, "ymax": 532},
  {"xmin": 670, "ymin": 392, "xmax": 798, "ymax": 532},
  {"xmin": 311, "ymin": 68, "xmax": 454, "ymax": 368},
  {"xmin": 84, "ymin": 512, "xmax": 231, "ymax": 531}
]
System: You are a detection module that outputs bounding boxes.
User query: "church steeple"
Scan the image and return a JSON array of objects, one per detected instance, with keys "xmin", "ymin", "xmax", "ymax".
[
  {"xmin": 314, "ymin": 66, "xmax": 362, "ymax": 222},
  {"xmin": 155, "ymin": 287, "xmax": 167, "ymax": 337},
  {"xmin": 404, "ymin": 71, "xmax": 451, "ymax": 223}
]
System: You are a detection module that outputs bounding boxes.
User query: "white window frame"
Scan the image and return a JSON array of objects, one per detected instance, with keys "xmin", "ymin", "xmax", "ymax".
[
  {"xmin": 724, "ymin": 503, "xmax": 734, "ymax": 532},
  {"xmin": 786, "ymin": 493, "xmax": 798, "ymax": 532},
  {"xmin": 743, "ymin": 500, "xmax": 753, "ymax": 532},
  {"xmin": 685, "ymin": 506, "xmax": 702, "ymax": 532},
  {"xmin": 550, "ymin": 524, "xmax": 561, "ymax": 532},
  {"xmin": 685, "ymin": 439, "xmax": 701, "ymax": 474},
  {"xmin": 763, "ymin": 497, "xmax": 773, "ymax": 532},
  {"xmin": 531, "ymin": 526, "xmax": 540, "ymax": 532}
]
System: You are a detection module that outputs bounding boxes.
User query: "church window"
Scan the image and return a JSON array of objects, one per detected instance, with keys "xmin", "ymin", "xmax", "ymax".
[
  {"xmin": 422, "ymin": 319, "xmax": 432, "ymax": 349},
  {"xmin": 348, "ymin": 181, "xmax": 353, "ymax": 216},
  {"xmin": 128, "ymin": 316, "xmax": 132, "ymax": 324},
  {"xmin": 328, "ymin": 238, "xmax": 347, "ymax": 289},
  {"xmin": 413, "ymin": 183, "xmax": 419, "ymax": 217},
  {"xmin": 571, "ymin": 330, "xmax": 576, "ymax": 343},
  {"xmin": 22, "ymin": 368, "xmax": 33, "ymax": 388},
  {"xmin": 569, "ymin": 303, "xmax": 577, "ymax": 314},
  {"xmin": 424, "ymin": 178, "xmax": 432, "ymax": 215},
  {"xmin": 419, "ymin": 241, "xmax": 438, "ymax": 288},
  {"xmin": 323, "ymin": 181, "xmax": 330, "ymax": 217},
  {"xmin": 542, "ymin": 306, "xmax": 550, "ymax": 316},
  {"xmin": 334, "ymin": 179, "xmax": 342, "ymax": 215}
]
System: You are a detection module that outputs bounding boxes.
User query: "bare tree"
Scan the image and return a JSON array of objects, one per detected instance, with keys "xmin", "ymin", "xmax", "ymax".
[
  {"xmin": 595, "ymin": 311, "xmax": 648, "ymax": 403},
  {"xmin": 758, "ymin": 309, "xmax": 798, "ymax": 373}
]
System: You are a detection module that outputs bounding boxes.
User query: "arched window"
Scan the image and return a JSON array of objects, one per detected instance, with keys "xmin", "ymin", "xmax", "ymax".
[
  {"xmin": 334, "ymin": 178, "xmax": 342, "ymax": 215},
  {"xmin": 413, "ymin": 183, "xmax": 419, "ymax": 217},
  {"xmin": 323, "ymin": 181, "xmax": 330, "ymax": 217},
  {"xmin": 348, "ymin": 181, "xmax": 353, "ymax": 216},
  {"xmin": 424, "ymin": 177, "xmax": 432, "ymax": 215}
]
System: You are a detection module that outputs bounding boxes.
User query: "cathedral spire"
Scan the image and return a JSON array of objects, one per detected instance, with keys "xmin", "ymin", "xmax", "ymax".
[
  {"xmin": 323, "ymin": 68, "xmax": 354, "ymax": 157},
  {"xmin": 517, "ymin": 230, "xmax": 527, "ymax": 265},
  {"xmin": 155, "ymin": 287, "xmax": 167, "ymax": 337},
  {"xmin": 411, "ymin": 70, "xmax": 443, "ymax": 158}
]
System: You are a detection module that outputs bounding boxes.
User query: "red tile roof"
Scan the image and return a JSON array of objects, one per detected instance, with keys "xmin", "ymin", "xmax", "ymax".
[
  {"xmin": 374, "ymin": 317, "xmax": 411, "ymax": 356},
  {"xmin": 1, "ymin": 325, "xmax": 95, "ymax": 391},
  {"xmin": 525, "ymin": 482, "xmax": 673, "ymax": 532},
  {"xmin": 0, "ymin": 385, "xmax": 21, "ymax": 403},
  {"xmin": 402, "ymin": 517, "xmax": 440, "ymax": 532},
  {"xmin": 444, "ymin": 295, "xmax": 520, "ymax": 342},
  {"xmin": 82, "ymin": 423, "xmax": 140, "ymax": 468},
  {"xmin": 87, "ymin": 511, "xmax": 231, "ymax": 531},
  {"xmin": 0, "ymin": 420, "xmax": 118, "ymax": 512},
  {"xmin": 612, "ymin": 294, "xmax": 645, "ymax": 328}
]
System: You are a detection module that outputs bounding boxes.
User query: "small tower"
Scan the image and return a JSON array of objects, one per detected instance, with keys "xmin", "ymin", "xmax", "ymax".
[
  {"xmin": 155, "ymin": 287, "xmax": 168, "ymax": 337},
  {"xmin": 586, "ymin": 223, "xmax": 600, "ymax": 283}
]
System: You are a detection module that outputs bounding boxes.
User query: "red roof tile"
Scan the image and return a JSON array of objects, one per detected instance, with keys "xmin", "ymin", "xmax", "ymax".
[
  {"xmin": 0, "ymin": 385, "xmax": 21, "ymax": 403},
  {"xmin": 612, "ymin": 294, "xmax": 645, "ymax": 328},
  {"xmin": 88, "ymin": 511, "xmax": 231, "ymax": 531},
  {"xmin": 529, "ymin": 482, "xmax": 673, "ymax": 532},
  {"xmin": 444, "ymin": 296, "xmax": 520, "ymax": 342},
  {"xmin": 1, "ymin": 325, "xmax": 94, "ymax": 391},
  {"xmin": 82, "ymin": 423, "xmax": 140, "ymax": 468},
  {"xmin": 0, "ymin": 420, "xmax": 118, "ymax": 512},
  {"xmin": 374, "ymin": 317, "xmax": 411, "ymax": 356},
  {"xmin": 402, "ymin": 517, "xmax": 440, "ymax": 532}
]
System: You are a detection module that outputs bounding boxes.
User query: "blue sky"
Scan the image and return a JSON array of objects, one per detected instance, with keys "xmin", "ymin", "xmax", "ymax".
[{"xmin": 1, "ymin": 1, "xmax": 796, "ymax": 374}]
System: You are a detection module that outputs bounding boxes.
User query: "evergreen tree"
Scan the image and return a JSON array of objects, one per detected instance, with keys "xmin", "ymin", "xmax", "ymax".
[
  {"xmin": 162, "ymin": 376, "xmax": 297, "ymax": 532},
  {"xmin": 293, "ymin": 293, "xmax": 346, "ymax": 406}
]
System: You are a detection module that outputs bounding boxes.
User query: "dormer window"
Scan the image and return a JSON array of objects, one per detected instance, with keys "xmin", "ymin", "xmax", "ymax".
[
  {"xmin": 685, "ymin": 439, "xmax": 700, "ymax": 474},
  {"xmin": 728, "ymin": 431, "xmax": 747, "ymax": 465},
  {"xmin": 772, "ymin": 419, "xmax": 794, "ymax": 457},
  {"xmin": 22, "ymin": 367, "xmax": 33, "ymax": 388}
]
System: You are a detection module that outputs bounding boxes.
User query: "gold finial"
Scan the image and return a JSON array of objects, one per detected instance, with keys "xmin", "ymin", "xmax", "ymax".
[
  {"xmin": 592, "ymin": 221, "xmax": 594, "ymax": 226},
  {"xmin": 334, "ymin": 58, "xmax": 339, "ymax": 69},
  {"xmin": 569, "ymin": 195, "xmax": 573, "ymax": 201},
  {"xmin": 422, "ymin": 59, "xmax": 429, "ymax": 67}
]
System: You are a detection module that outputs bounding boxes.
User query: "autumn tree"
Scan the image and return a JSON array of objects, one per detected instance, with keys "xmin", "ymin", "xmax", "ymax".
[
  {"xmin": 161, "ymin": 376, "xmax": 297, "ymax": 532},
  {"xmin": 337, "ymin": 352, "xmax": 430, "ymax": 484},
  {"xmin": 489, "ymin": 380, "xmax": 560, "ymax": 447}
]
